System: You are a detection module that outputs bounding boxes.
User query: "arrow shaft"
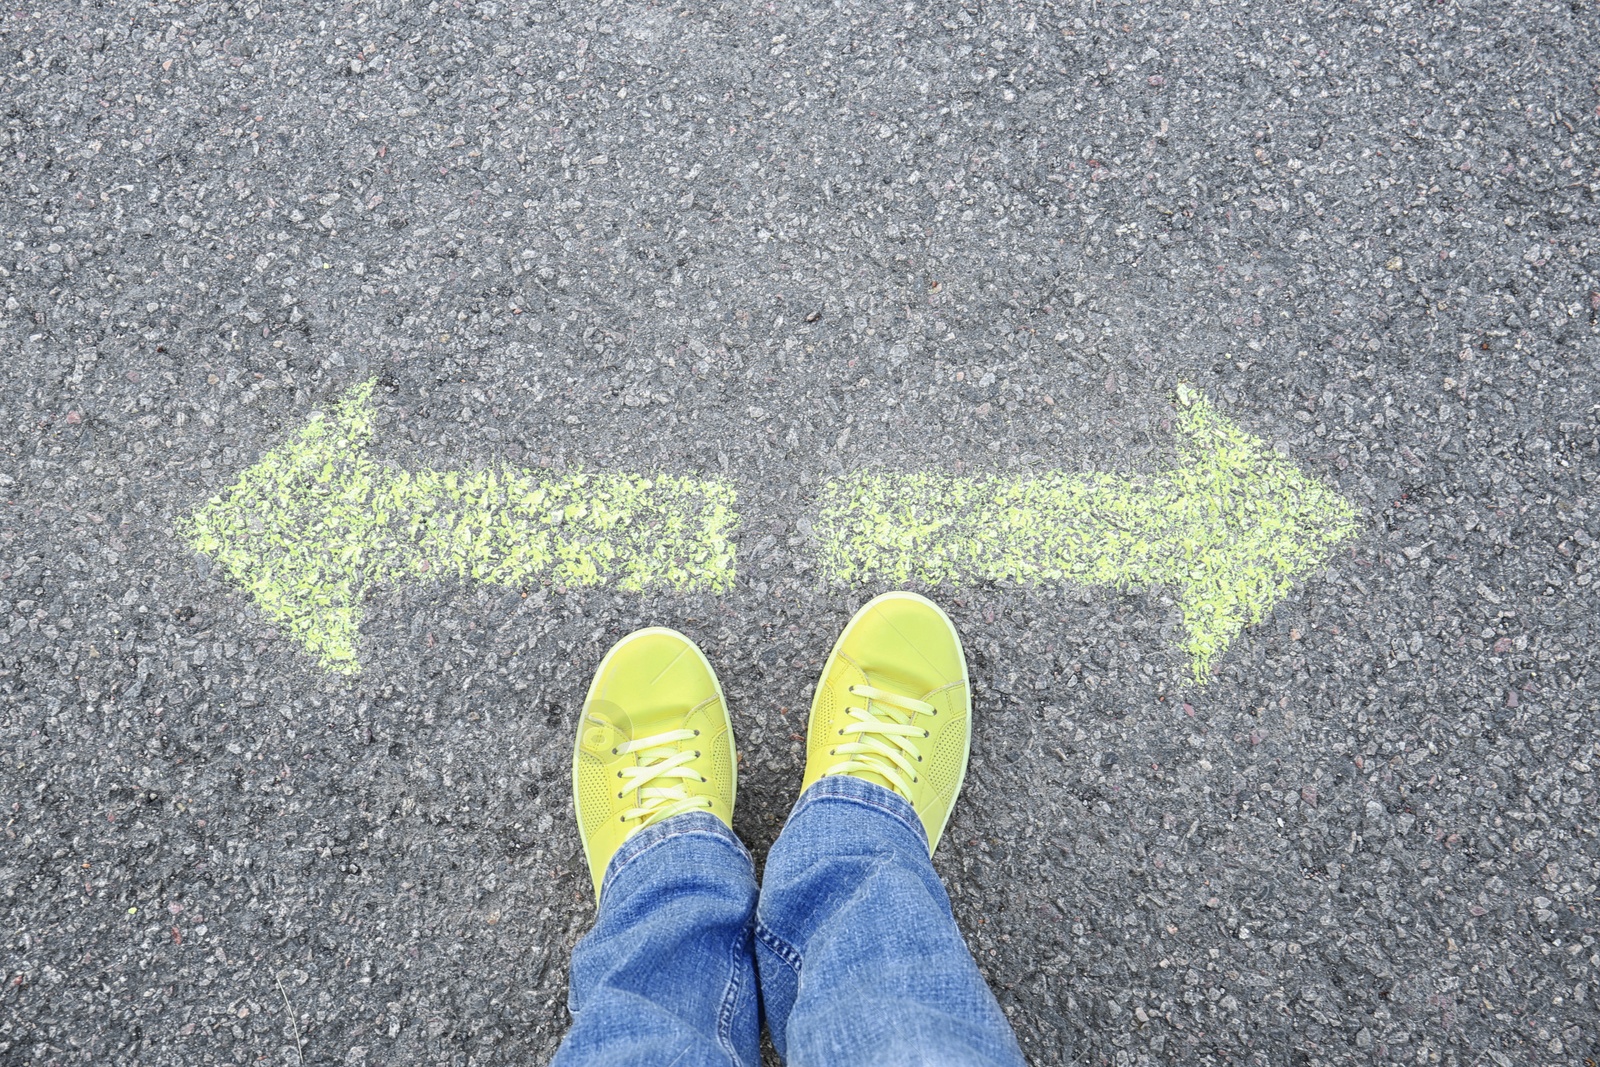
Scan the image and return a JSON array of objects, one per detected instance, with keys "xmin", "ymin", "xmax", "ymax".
[
  {"xmin": 817, "ymin": 470, "xmax": 1186, "ymax": 588},
  {"xmin": 388, "ymin": 467, "xmax": 738, "ymax": 593}
]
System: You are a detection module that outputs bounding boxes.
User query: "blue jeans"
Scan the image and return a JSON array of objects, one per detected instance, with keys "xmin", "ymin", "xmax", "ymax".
[{"xmin": 552, "ymin": 776, "xmax": 1026, "ymax": 1067}]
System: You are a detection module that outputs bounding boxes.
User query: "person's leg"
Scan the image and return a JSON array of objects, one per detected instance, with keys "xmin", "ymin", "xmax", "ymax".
[
  {"xmin": 757, "ymin": 778, "xmax": 1021, "ymax": 1066},
  {"xmin": 755, "ymin": 593, "xmax": 1025, "ymax": 1067},
  {"xmin": 555, "ymin": 811, "xmax": 758, "ymax": 1067},
  {"xmin": 553, "ymin": 628, "xmax": 759, "ymax": 1067}
]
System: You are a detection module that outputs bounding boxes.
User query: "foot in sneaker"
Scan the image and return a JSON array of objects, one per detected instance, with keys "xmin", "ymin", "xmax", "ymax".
[
  {"xmin": 800, "ymin": 592, "xmax": 971, "ymax": 853},
  {"xmin": 572, "ymin": 628, "xmax": 737, "ymax": 899}
]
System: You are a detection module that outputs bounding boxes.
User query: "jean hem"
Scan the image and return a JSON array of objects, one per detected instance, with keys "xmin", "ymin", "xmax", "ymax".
[
  {"xmin": 786, "ymin": 774, "xmax": 932, "ymax": 852},
  {"xmin": 600, "ymin": 810, "xmax": 752, "ymax": 902}
]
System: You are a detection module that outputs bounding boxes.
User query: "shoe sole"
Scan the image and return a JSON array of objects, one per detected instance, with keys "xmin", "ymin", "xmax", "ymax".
[
  {"xmin": 814, "ymin": 590, "xmax": 971, "ymax": 852},
  {"xmin": 572, "ymin": 626, "xmax": 735, "ymax": 884}
]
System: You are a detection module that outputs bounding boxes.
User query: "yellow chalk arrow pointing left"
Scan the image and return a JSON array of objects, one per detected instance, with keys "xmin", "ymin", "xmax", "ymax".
[{"xmin": 179, "ymin": 380, "xmax": 739, "ymax": 674}]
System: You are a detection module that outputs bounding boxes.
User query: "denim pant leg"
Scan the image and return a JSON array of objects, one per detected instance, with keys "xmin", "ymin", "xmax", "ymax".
[
  {"xmin": 553, "ymin": 811, "xmax": 761, "ymax": 1067},
  {"xmin": 754, "ymin": 776, "xmax": 1026, "ymax": 1067}
]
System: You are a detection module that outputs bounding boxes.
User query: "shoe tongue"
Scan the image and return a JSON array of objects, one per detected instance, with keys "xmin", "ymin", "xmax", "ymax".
[
  {"xmin": 860, "ymin": 676, "xmax": 927, "ymax": 716},
  {"xmin": 843, "ymin": 653, "xmax": 925, "ymax": 704}
]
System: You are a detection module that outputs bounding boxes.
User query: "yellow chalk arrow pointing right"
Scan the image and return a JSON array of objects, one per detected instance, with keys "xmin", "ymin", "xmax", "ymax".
[{"xmin": 814, "ymin": 387, "xmax": 1361, "ymax": 680}]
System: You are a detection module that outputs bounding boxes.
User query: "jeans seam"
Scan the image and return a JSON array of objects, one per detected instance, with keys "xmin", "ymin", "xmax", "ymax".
[
  {"xmin": 753, "ymin": 919, "xmax": 803, "ymax": 974},
  {"xmin": 714, "ymin": 920, "xmax": 749, "ymax": 1065}
]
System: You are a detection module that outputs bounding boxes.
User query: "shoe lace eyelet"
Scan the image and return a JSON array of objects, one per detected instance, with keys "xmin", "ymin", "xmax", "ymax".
[
  {"xmin": 694, "ymin": 750, "xmax": 701, "ymax": 758},
  {"xmin": 693, "ymin": 729, "xmax": 700, "ymax": 736},
  {"xmin": 923, "ymin": 730, "xmax": 930, "ymax": 737},
  {"xmin": 917, "ymin": 755, "xmax": 924, "ymax": 761},
  {"xmin": 611, "ymin": 747, "xmax": 618, "ymax": 755}
]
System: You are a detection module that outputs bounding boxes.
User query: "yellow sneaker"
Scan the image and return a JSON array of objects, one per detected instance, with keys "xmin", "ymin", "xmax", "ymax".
[
  {"xmin": 572, "ymin": 627, "xmax": 736, "ymax": 900},
  {"xmin": 800, "ymin": 591, "xmax": 971, "ymax": 853}
]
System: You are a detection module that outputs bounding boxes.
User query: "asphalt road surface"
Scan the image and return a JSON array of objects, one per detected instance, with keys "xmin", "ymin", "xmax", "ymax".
[{"xmin": 3, "ymin": 1, "xmax": 1598, "ymax": 1064}]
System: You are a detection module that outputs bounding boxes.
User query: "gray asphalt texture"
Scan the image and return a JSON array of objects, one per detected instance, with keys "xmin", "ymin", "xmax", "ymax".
[{"xmin": 2, "ymin": 0, "xmax": 1598, "ymax": 1063}]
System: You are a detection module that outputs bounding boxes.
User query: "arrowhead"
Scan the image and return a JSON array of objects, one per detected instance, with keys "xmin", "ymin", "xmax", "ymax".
[
  {"xmin": 1167, "ymin": 390, "xmax": 1360, "ymax": 679},
  {"xmin": 178, "ymin": 380, "xmax": 386, "ymax": 674}
]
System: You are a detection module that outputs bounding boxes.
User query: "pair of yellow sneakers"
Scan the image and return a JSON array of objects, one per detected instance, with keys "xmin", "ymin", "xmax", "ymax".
[{"xmin": 573, "ymin": 592, "xmax": 971, "ymax": 899}]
